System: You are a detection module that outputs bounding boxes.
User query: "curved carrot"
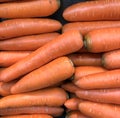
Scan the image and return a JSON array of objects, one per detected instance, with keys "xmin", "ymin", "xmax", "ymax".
[
  {"xmin": 0, "ymin": 30, "xmax": 83, "ymax": 82},
  {"xmin": 79, "ymin": 101, "xmax": 120, "ymax": 118},
  {"xmin": 0, "ymin": 33, "xmax": 60, "ymax": 51},
  {"xmin": 63, "ymin": 0, "xmax": 120, "ymax": 21},
  {"xmin": 84, "ymin": 28, "xmax": 120, "ymax": 53},
  {"xmin": 102, "ymin": 49, "xmax": 120, "ymax": 69},
  {"xmin": 0, "ymin": 106, "xmax": 63, "ymax": 117},
  {"xmin": 0, "ymin": 0, "xmax": 60, "ymax": 18},
  {"xmin": 75, "ymin": 69, "xmax": 120, "ymax": 89},
  {"xmin": 0, "ymin": 87, "xmax": 68, "ymax": 109},
  {"xmin": 0, "ymin": 51, "xmax": 31, "ymax": 67},
  {"xmin": 62, "ymin": 21, "xmax": 120, "ymax": 35},
  {"xmin": 11, "ymin": 57, "xmax": 74, "ymax": 94},
  {"xmin": 68, "ymin": 53, "xmax": 102, "ymax": 66},
  {"xmin": 0, "ymin": 18, "xmax": 62, "ymax": 40}
]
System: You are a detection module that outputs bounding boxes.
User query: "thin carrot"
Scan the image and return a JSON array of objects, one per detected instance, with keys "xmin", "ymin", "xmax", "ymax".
[
  {"xmin": 63, "ymin": 0, "xmax": 120, "ymax": 21},
  {"xmin": 11, "ymin": 57, "xmax": 74, "ymax": 94},
  {"xmin": 84, "ymin": 28, "xmax": 120, "ymax": 53},
  {"xmin": 0, "ymin": 106, "xmax": 63, "ymax": 117},
  {"xmin": 75, "ymin": 69, "xmax": 120, "ymax": 89},
  {"xmin": 68, "ymin": 53, "xmax": 102, "ymax": 66},
  {"xmin": 62, "ymin": 21, "xmax": 120, "ymax": 35},
  {"xmin": 0, "ymin": 33, "xmax": 60, "ymax": 51},
  {"xmin": 0, "ymin": 30, "xmax": 83, "ymax": 82},
  {"xmin": 102, "ymin": 49, "xmax": 120, "ymax": 69},
  {"xmin": 0, "ymin": 51, "xmax": 31, "ymax": 67},
  {"xmin": 0, "ymin": 18, "xmax": 62, "ymax": 40},
  {"xmin": 79, "ymin": 101, "xmax": 120, "ymax": 118}
]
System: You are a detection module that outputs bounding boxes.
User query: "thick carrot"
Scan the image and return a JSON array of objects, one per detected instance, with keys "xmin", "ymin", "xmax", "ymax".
[
  {"xmin": 0, "ymin": 0, "xmax": 60, "ymax": 18},
  {"xmin": 61, "ymin": 82, "xmax": 80, "ymax": 93},
  {"xmin": 0, "ymin": 51, "xmax": 31, "ymax": 67},
  {"xmin": 68, "ymin": 53, "xmax": 102, "ymax": 66},
  {"xmin": 62, "ymin": 21, "xmax": 120, "ymax": 35},
  {"xmin": 11, "ymin": 57, "xmax": 74, "ymax": 94},
  {"xmin": 63, "ymin": 0, "xmax": 120, "ymax": 21},
  {"xmin": 0, "ymin": 106, "xmax": 63, "ymax": 117},
  {"xmin": 1, "ymin": 114, "xmax": 53, "ymax": 118},
  {"xmin": 79, "ymin": 101, "xmax": 120, "ymax": 118},
  {"xmin": 0, "ymin": 33, "xmax": 60, "ymax": 51},
  {"xmin": 84, "ymin": 28, "xmax": 120, "ymax": 53},
  {"xmin": 102, "ymin": 49, "xmax": 120, "ymax": 69},
  {"xmin": 0, "ymin": 30, "xmax": 83, "ymax": 82},
  {"xmin": 0, "ymin": 18, "xmax": 62, "ymax": 40},
  {"xmin": 64, "ymin": 97, "xmax": 83, "ymax": 110},
  {"xmin": 76, "ymin": 89, "xmax": 120, "ymax": 105},
  {"xmin": 0, "ymin": 87, "xmax": 68, "ymax": 109},
  {"xmin": 75, "ymin": 69, "xmax": 120, "ymax": 89},
  {"xmin": 66, "ymin": 110, "xmax": 90, "ymax": 118}
]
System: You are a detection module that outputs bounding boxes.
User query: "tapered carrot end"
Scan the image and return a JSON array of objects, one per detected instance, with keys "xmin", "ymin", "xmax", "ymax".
[{"xmin": 74, "ymin": 80, "xmax": 81, "ymax": 88}]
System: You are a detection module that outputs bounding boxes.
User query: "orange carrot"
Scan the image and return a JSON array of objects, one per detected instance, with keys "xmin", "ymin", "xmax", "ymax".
[
  {"xmin": 0, "ymin": 18, "xmax": 62, "ymax": 40},
  {"xmin": 0, "ymin": 33, "xmax": 60, "ymax": 51},
  {"xmin": 0, "ymin": 30, "xmax": 83, "ymax": 82},
  {"xmin": 76, "ymin": 89, "xmax": 120, "ymax": 105},
  {"xmin": 0, "ymin": 51, "xmax": 31, "ymax": 67},
  {"xmin": 79, "ymin": 101, "xmax": 120, "ymax": 118},
  {"xmin": 11, "ymin": 57, "xmax": 74, "ymax": 94},
  {"xmin": 63, "ymin": 0, "xmax": 120, "ymax": 21},
  {"xmin": 102, "ymin": 49, "xmax": 120, "ymax": 69},
  {"xmin": 62, "ymin": 21, "xmax": 120, "ymax": 35},
  {"xmin": 68, "ymin": 53, "xmax": 102, "ymax": 66},
  {"xmin": 61, "ymin": 82, "xmax": 80, "ymax": 93},
  {"xmin": 84, "ymin": 28, "xmax": 120, "ymax": 53},
  {"xmin": 0, "ymin": 0, "xmax": 60, "ymax": 18},
  {"xmin": 0, "ymin": 106, "xmax": 63, "ymax": 117},
  {"xmin": 64, "ymin": 97, "xmax": 83, "ymax": 110},
  {"xmin": 66, "ymin": 110, "xmax": 90, "ymax": 118},
  {"xmin": 0, "ymin": 87, "xmax": 68, "ymax": 109},
  {"xmin": 75, "ymin": 69, "xmax": 120, "ymax": 89}
]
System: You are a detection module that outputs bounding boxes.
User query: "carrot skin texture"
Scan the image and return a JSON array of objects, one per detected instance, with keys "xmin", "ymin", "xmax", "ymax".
[
  {"xmin": 0, "ymin": 106, "xmax": 63, "ymax": 117},
  {"xmin": 68, "ymin": 53, "xmax": 102, "ymax": 66},
  {"xmin": 102, "ymin": 49, "xmax": 120, "ymax": 69},
  {"xmin": 0, "ymin": 18, "xmax": 62, "ymax": 40},
  {"xmin": 0, "ymin": 30, "xmax": 83, "ymax": 82},
  {"xmin": 75, "ymin": 69, "xmax": 120, "ymax": 89},
  {"xmin": 0, "ymin": 51, "xmax": 31, "ymax": 67},
  {"xmin": 0, "ymin": 33, "xmax": 60, "ymax": 51},
  {"xmin": 11, "ymin": 57, "xmax": 75, "ymax": 94},
  {"xmin": 63, "ymin": 0, "xmax": 120, "ymax": 21},
  {"xmin": 84, "ymin": 28, "xmax": 120, "ymax": 53},
  {"xmin": 79, "ymin": 101, "xmax": 120, "ymax": 118}
]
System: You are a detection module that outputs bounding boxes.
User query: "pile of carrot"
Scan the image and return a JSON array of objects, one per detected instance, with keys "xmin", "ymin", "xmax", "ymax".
[{"xmin": 0, "ymin": 0, "xmax": 120, "ymax": 118}]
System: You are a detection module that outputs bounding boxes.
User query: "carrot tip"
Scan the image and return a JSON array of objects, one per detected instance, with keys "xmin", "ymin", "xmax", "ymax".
[{"xmin": 57, "ymin": 0, "xmax": 61, "ymax": 8}]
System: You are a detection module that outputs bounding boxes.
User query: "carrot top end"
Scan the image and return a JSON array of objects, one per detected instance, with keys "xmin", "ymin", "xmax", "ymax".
[
  {"xmin": 84, "ymin": 35, "xmax": 91, "ymax": 52},
  {"xmin": 101, "ymin": 55, "xmax": 106, "ymax": 67},
  {"xmin": 57, "ymin": 0, "xmax": 61, "ymax": 8}
]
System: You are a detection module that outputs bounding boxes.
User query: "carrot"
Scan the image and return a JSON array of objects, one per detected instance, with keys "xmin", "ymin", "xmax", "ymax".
[
  {"xmin": 0, "ymin": 18, "xmax": 62, "ymax": 40},
  {"xmin": 0, "ymin": 30, "xmax": 83, "ymax": 82},
  {"xmin": 0, "ymin": 106, "xmax": 63, "ymax": 117},
  {"xmin": 79, "ymin": 101, "xmax": 120, "ymax": 118},
  {"xmin": 63, "ymin": 0, "xmax": 120, "ymax": 21},
  {"xmin": 0, "ymin": 80, "xmax": 17, "ymax": 96},
  {"xmin": 0, "ymin": 51, "xmax": 31, "ymax": 67},
  {"xmin": 66, "ymin": 110, "xmax": 90, "ymax": 118},
  {"xmin": 84, "ymin": 28, "xmax": 120, "ymax": 53},
  {"xmin": 0, "ymin": 87, "xmax": 68, "ymax": 109},
  {"xmin": 73, "ymin": 66, "xmax": 107, "ymax": 81},
  {"xmin": 64, "ymin": 97, "xmax": 83, "ymax": 110},
  {"xmin": 61, "ymin": 82, "xmax": 80, "ymax": 93},
  {"xmin": 1, "ymin": 114, "xmax": 53, "ymax": 118},
  {"xmin": 62, "ymin": 21, "xmax": 120, "ymax": 35},
  {"xmin": 102, "ymin": 49, "xmax": 120, "ymax": 69},
  {"xmin": 75, "ymin": 69, "xmax": 120, "ymax": 89},
  {"xmin": 0, "ymin": 0, "xmax": 16, "ymax": 2},
  {"xmin": 0, "ymin": 33, "xmax": 60, "ymax": 51},
  {"xmin": 11, "ymin": 57, "xmax": 74, "ymax": 94},
  {"xmin": 68, "ymin": 53, "xmax": 102, "ymax": 66}
]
